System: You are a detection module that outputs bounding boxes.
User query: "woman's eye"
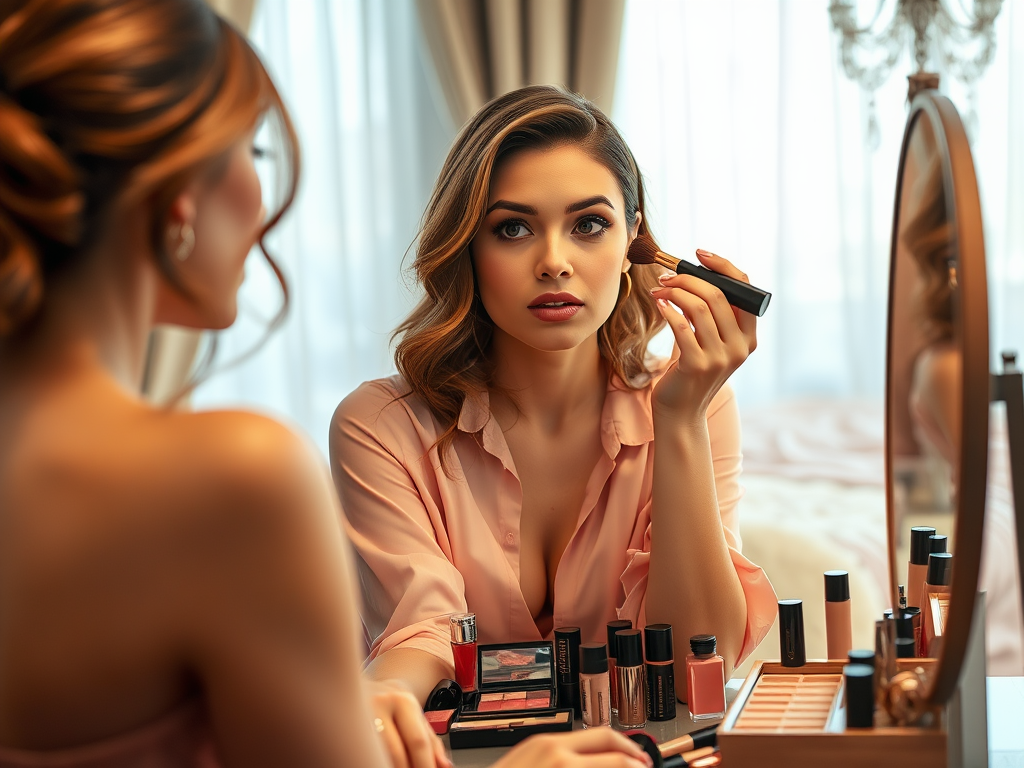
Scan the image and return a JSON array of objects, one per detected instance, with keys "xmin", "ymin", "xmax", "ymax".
[
  {"xmin": 251, "ymin": 145, "xmax": 270, "ymax": 159},
  {"xmin": 495, "ymin": 220, "xmax": 531, "ymax": 240},
  {"xmin": 574, "ymin": 216, "xmax": 610, "ymax": 237}
]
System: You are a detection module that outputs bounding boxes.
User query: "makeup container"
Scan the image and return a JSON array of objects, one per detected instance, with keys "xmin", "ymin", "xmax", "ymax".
[
  {"xmin": 554, "ymin": 627, "xmax": 581, "ymax": 717},
  {"xmin": 606, "ymin": 619, "xmax": 632, "ymax": 714},
  {"xmin": 424, "ymin": 678, "xmax": 463, "ymax": 736},
  {"xmin": 923, "ymin": 552, "xmax": 953, "ymax": 656},
  {"xmin": 685, "ymin": 634, "xmax": 726, "ymax": 722},
  {"xmin": 614, "ymin": 629, "xmax": 647, "ymax": 729},
  {"xmin": 928, "ymin": 534, "xmax": 947, "ymax": 555},
  {"xmin": 644, "ymin": 623, "xmax": 676, "ymax": 721},
  {"xmin": 450, "ymin": 640, "xmax": 573, "ymax": 748},
  {"xmin": 778, "ymin": 599, "xmax": 806, "ymax": 667},
  {"xmin": 844, "ymin": 663, "xmax": 875, "ymax": 728},
  {"xmin": 579, "ymin": 643, "xmax": 611, "ymax": 728},
  {"xmin": 450, "ymin": 613, "xmax": 477, "ymax": 692},
  {"xmin": 908, "ymin": 526, "xmax": 936, "ymax": 611},
  {"xmin": 824, "ymin": 571, "xmax": 853, "ymax": 660},
  {"xmin": 848, "ymin": 648, "xmax": 876, "ymax": 667}
]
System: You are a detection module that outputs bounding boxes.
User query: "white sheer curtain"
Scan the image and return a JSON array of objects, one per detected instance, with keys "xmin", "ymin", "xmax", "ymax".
[
  {"xmin": 613, "ymin": 0, "xmax": 1024, "ymax": 409},
  {"xmin": 193, "ymin": 0, "xmax": 453, "ymax": 454}
]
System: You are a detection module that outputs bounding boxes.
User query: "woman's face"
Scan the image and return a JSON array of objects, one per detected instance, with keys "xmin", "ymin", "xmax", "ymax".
[
  {"xmin": 471, "ymin": 144, "xmax": 638, "ymax": 354},
  {"xmin": 154, "ymin": 130, "xmax": 266, "ymax": 330}
]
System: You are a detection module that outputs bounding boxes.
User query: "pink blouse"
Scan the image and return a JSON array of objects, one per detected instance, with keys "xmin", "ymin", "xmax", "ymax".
[{"xmin": 330, "ymin": 369, "xmax": 777, "ymax": 669}]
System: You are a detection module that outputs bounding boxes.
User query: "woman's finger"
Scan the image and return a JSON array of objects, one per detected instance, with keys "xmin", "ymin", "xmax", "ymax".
[
  {"xmin": 655, "ymin": 298, "xmax": 702, "ymax": 361},
  {"xmin": 652, "ymin": 286, "xmax": 723, "ymax": 350},
  {"xmin": 695, "ymin": 248, "xmax": 759, "ymax": 344},
  {"xmin": 391, "ymin": 695, "xmax": 439, "ymax": 768},
  {"xmin": 554, "ymin": 727, "xmax": 653, "ymax": 762},
  {"xmin": 656, "ymin": 273, "xmax": 743, "ymax": 348},
  {"xmin": 380, "ymin": 718, "xmax": 410, "ymax": 768}
]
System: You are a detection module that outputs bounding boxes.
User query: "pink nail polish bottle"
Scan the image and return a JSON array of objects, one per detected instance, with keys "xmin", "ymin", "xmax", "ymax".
[
  {"xmin": 450, "ymin": 613, "xmax": 477, "ymax": 692},
  {"xmin": 686, "ymin": 634, "xmax": 726, "ymax": 722}
]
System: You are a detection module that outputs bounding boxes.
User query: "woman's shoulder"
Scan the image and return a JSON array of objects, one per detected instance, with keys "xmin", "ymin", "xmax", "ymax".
[{"xmin": 330, "ymin": 375, "xmax": 439, "ymax": 453}]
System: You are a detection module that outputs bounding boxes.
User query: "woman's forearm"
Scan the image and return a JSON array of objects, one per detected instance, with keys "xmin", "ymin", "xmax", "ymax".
[
  {"xmin": 646, "ymin": 416, "xmax": 748, "ymax": 680},
  {"xmin": 364, "ymin": 647, "xmax": 455, "ymax": 706}
]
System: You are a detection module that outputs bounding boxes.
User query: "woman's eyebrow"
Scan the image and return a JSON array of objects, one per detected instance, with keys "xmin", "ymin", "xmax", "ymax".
[
  {"xmin": 486, "ymin": 200, "xmax": 537, "ymax": 215},
  {"xmin": 566, "ymin": 195, "xmax": 614, "ymax": 213}
]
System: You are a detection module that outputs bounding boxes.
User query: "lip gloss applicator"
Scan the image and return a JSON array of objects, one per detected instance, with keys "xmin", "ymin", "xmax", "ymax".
[{"xmin": 625, "ymin": 235, "xmax": 772, "ymax": 317}]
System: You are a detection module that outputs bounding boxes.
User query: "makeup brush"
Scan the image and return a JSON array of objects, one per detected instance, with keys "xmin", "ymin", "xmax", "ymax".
[
  {"xmin": 628, "ymin": 725, "xmax": 720, "ymax": 768},
  {"xmin": 627, "ymin": 236, "xmax": 772, "ymax": 317}
]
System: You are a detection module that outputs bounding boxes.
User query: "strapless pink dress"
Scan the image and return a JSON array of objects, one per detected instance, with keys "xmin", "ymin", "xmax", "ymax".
[{"xmin": 0, "ymin": 703, "xmax": 221, "ymax": 768}]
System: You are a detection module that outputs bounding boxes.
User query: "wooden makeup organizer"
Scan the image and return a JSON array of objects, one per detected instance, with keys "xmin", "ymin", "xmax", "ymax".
[{"xmin": 719, "ymin": 91, "xmax": 1003, "ymax": 768}]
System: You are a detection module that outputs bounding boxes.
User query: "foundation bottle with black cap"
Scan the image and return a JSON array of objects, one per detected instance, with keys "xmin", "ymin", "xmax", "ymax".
[
  {"xmin": 644, "ymin": 623, "xmax": 676, "ymax": 721},
  {"xmin": 613, "ymin": 629, "xmax": 647, "ymax": 729}
]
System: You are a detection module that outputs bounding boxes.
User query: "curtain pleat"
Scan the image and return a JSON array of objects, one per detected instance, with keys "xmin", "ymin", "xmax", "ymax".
[{"xmin": 415, "ymin": 0, "xmax": 626, "ymax": 126}]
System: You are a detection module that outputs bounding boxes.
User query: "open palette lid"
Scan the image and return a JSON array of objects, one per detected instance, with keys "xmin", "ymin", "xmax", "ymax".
[
  {"xmin": 884, "ymin": 90, "xmax": 989, "ymax": 707},
  {"xmin": 477, "ymin": 641, "xmax": 556, "ymax": 693}
]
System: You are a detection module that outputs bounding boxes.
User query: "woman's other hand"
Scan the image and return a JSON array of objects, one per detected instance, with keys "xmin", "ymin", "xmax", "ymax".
[
  {"xmin": 367, "ymin": 679, "xmax": 451, "ymax": 768},
  {"xmin": 650, "ymin": 249, "xmax": 757, "ymax": 424},
  {"xmin": 495, "ymin": 729, "xmax": 654, "ymax": 768}
]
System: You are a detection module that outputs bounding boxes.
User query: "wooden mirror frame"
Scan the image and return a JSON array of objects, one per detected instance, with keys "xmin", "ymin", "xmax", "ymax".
[{"xmin": 884, "ymin": 91, "xmax": 989, "ymax": 706}]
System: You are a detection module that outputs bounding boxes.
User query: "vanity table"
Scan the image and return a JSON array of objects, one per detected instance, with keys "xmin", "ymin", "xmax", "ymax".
[{"xmin": 444, "ymin": 678, "xmax": 1024, "ymax": 767}]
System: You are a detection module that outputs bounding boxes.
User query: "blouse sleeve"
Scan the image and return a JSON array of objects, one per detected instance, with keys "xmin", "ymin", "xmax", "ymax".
[
  {"xmin": 618, "ymin": 383, "xmax": 777, "ymax": 666},
  {"xmin": 329, "ymin": 380, "xmax": 463, "ymax": 668}
]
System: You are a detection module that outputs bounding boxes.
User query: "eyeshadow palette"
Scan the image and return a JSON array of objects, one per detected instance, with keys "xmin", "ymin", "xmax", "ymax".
[
  {"xmin": 448, "ymin": 710, "xmax": 573, "ymax": 750},
  {"xmin": 731, "ymin": 673, "xmax": 842, "ymax": 732},
  {"xmin": 461, "ymin": 641, "xmax": 558, "ymax": 717},
  {"xmin": 476, "ymin": 690, "xmax": 552, "ymax": 711}
]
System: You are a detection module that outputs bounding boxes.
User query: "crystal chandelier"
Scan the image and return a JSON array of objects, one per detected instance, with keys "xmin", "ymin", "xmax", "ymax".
[{"xmin": 829, "ymin": 0, "xmax": 1003, "ymax": 145}]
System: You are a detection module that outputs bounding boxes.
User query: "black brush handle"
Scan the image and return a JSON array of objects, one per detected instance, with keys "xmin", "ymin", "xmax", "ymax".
[{"xmin": 674, "ymin": 260, "xmax": 771, "ymax": 317}]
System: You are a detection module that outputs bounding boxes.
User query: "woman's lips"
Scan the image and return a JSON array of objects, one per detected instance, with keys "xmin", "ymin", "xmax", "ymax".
[{"xmin": 528, "ymin": 304, "xmax": 581, "ymax": 322}]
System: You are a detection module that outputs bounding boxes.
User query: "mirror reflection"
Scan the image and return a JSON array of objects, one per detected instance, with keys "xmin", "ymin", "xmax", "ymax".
[
  {"xmin": 479, "ymin": 646, "xmax": 553, "ymax": 686},
  {"xmin": 890, "ymin": 111, "xmax": 961, "ymax": 654}
]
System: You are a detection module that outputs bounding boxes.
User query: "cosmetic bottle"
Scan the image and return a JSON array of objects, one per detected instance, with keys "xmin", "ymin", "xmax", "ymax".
[
  {"xmin": 614, "ymin": 629, "xmax": 647, "ymax": 729},
  {"xmin": 844, "ymin": 664, "xmax": 875, "ymax": 729},
  {"xmin": 579, "ymin": 643, "xmax": 611, "ymax": 728},
  {"xmin": 450, "ymin": 613, "xmax": 477, "ymax": 692},
  {"xmin": 824, "ymin": 571, "xmax": 853, "ymax": 660},
  {"xmin": 778, "ymin": 599, "xmax": 806, "ymax": 667},
  {"xmin": 929, "ymin": 534, "xmax": 948, "ymax": 555},
  {"xmin": 908, "ymin": 526, "xmax": 937, "ymax": 611},
  {"xmin": 686, "ymin": 634, "xmax": 726, "ymax": 722},
  {"xmin": 606, "ymin": 619, "xmax": 632, "ymax": 714},
  {"xmin": 554, "ymin": 627, "xmax": 582, "ymax": 717},
  {"xmin": 923, "ymin": 552, "xmax": 953, "ymax": 656},
  {"xmin": 644, "ymin": 623, "xmax": 676, "ymax": 721}
]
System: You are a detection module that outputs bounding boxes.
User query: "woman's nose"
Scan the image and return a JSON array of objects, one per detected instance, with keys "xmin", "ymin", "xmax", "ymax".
[{"xmin": 536, "ymin": 235, "xmax": 573, "ymax": 279}]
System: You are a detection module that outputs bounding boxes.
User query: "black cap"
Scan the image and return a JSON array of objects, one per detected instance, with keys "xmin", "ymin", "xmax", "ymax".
[
  {"xmin": 824, "ymin": 570, "xmax": 850, "ymax": 602},
  {"xmin": 844, "ymin": 664, "xmax": 875, "ymax": 728},
  {"xmin": 606, "ymin": 620, "xmax": 632, "ymax": 658},
  {"xmin": 689, "ymin": 634, "xmax": 717, "ymax": 656},
  {"xmin": 929, "ymin": 534, "xmax": 948, "ymax": 554},
  {"xmin": 580, "ymin": 643, "xmax": 609, "ymax": 675},
  {"xmin": 910, "ymin": 526, "xmax": 938, "ymax": 565},
  {"xmin": 615, "ymin": 629, "xmax": 643, "ymax": 667},
  {"xmin": 895, "ymin": 637, "xmax": 916, "ymax": 658},
  {"xmin": 895, "ymin": 612, "xmax": 916, "ymax": 640},
  {"xmin": 779, "ymin": 600, "xmax": 806, "ymax": 667},
  {"xmin": 644, "ymin": 624, "xmax": 674, "ymax": 662},
  {"xmin": 848, "ymin": 648, "xmax": 875, "ymax": 666},
  {"xmin": 927, "ymin": 552, "xmax": 953, "ymax": 586}
]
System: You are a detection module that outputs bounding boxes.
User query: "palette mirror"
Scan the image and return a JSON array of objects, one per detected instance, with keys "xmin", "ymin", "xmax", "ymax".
[
  {"xmin": 885, "ymin": 90, "xmax": 989, "ymax": 705},
  {"xmin": 479, "ymin": 644, "xmax": 553, "ymax": 687}
]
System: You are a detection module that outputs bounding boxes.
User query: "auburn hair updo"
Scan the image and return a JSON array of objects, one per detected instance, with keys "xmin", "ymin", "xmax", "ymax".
[
  {"xmin": 0, "ymin": 0, "xmax": 299, "ymax": 336},
  {"xmin": 395, "ymin": 85, "xmax": 665, "ymax": 472}
]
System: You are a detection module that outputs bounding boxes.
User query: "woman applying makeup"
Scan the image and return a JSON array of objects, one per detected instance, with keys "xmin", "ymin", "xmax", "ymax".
[
  {"xmin": 331, "ymin": 86, "xmax": 777, "ymax": 706},
  {"xmin": 0, "ymin": 4, "xmax": 651, "ymax": 768}
]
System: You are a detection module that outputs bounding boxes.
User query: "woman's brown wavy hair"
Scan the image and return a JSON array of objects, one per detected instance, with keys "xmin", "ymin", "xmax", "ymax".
[
  {"xmin": 0, "ymin": 0, "xmax": 299, "ymax": 339},
  {"xmin": 395, "ymin": 85, "xmax": 665, "ymax": 473},
  {"xmin": 903, "ymin": 155, "xmax": 955, "ymax": 344}
]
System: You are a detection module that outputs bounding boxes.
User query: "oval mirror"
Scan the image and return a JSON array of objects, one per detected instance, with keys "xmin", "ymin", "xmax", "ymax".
[{"xmin": 885, "ymin": 91, "xmax": 989, "ymax": 706}]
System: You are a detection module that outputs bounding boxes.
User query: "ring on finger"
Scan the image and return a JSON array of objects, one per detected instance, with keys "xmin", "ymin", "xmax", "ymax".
[{"xmin": 374, "ymin": 717, "xmax": 385, "ymax": 733}]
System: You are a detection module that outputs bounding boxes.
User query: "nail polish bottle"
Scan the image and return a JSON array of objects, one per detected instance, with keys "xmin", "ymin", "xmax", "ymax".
[
  {"xmin": 908, "ymin": 526, "xmax": 937, "ymax": 612},
  {"xmin": 778, "ymin": 599, "xmax": 806, "ymax": 667},
  {"xmin": 686, "ymin": 634, "xmax": 726, "ymax": 722},
  {"xmin": 606, "ymin": 619, "xmax": 632, "ymax": 714},
  {"xmin": 579, "ymin": 643, "xmax": 611, "ymax": 728},
  {"xmin": 554, "ymin": 627, "xmax": 582, "ymax": 717},
  {"xmin": 614, "ymin": 629, "xmax": 647, "ymax": 729},
  {"xmin": 824, "ymin": 570, "xmax": 853, "ymax": 660},
  {"xmin": 644, "ymin": 623, "xmax": 676, "ymax": 721},
  {"xmin": 449, "ymin": 613, "xmax": 477, "ymax": 692}
]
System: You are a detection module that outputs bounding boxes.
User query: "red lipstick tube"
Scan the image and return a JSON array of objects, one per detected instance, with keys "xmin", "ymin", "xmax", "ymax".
[{"xmin": 450, "ymin": 613, "xmax": 478, "ymax": 692}]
